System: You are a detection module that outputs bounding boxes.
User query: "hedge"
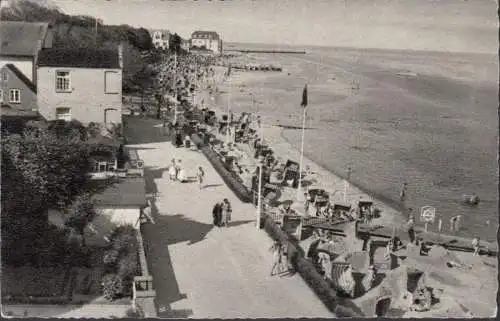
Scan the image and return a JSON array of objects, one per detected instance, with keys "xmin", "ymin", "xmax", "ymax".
[
  {"xmin": 261, "ymin": 214, "xmax": 364, "ymax": 317},
  {"xmin": 192, "ymin": 133, "xmax": 253, "ymax": 203}
]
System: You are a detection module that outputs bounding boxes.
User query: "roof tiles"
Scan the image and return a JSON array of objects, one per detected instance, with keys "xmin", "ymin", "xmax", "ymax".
[
  {"xmin": 37, "ymin": 48, "xmax": 120, "ymax": 69},
  {"xmin": 0, "ymin": 21, "xmax": 50, "ymax": 56}
]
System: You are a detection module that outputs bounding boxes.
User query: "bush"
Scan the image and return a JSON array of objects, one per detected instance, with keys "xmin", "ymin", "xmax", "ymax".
[
  {"xmin": 118, "ymin": 252, "xmax": 139, "ymax": 280},
  {"xmin": 103, "ymin": 249, "xmax": 120, "ymax": 267},
  {"xmin": 102, "ymin": 273, "xmax": 124, "ymax": 301},
  {"xmin": 110, "ymin": 225, "xmax": 136, "ymax": 254},
  {"xmin": 193, "ymin": 134, "xmax": 253, "ymax": 203}
]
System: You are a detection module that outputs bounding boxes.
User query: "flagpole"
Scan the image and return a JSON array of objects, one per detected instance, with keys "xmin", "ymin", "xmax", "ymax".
[
  {"xmin": 226, "ymin": 77, "xmax": 231, "ymax": 144},
  {"xmin": 226, "ymin": 66, "xmax": 232, "ymax": 144},
  {"xmin": 173, "ymin": 52, "xmax": 178, "ymax": 125},
  {"xmin": 296, "ymin": 106, "xmax": 307, "ymax": 200}
]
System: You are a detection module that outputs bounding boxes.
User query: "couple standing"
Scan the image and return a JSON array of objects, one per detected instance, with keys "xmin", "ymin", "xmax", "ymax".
[
  {"xmin": 168, "ymin": 158, "xmax": 185, "ymax": 182},
  {"xmin": 212, "ymin": 199, "xmax": 232, "ymax": 227}
]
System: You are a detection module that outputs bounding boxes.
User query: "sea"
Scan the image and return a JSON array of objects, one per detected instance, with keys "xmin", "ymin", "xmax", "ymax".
[{"xmin": 221, "ymin": 42, "xmax": 499, "ymax": 242}]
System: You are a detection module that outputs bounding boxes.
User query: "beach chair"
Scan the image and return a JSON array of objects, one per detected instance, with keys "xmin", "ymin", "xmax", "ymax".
[{"xmin": 331, "ymin": 262, "xmax": 356, "ymax": 297}]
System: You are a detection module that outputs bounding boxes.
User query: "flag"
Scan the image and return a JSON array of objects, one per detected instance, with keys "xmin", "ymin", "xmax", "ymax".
[{"xmin": 300, "ymin": 84, "xmax": 308, "ymax": 107}]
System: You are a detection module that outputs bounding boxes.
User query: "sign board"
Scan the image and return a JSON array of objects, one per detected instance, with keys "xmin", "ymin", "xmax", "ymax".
[
  {"xmin": 420, "ymin": 206, "xmax": 436, "ymax": 223},
  {"xmin": 282, "ymin": 216, "xmax": 303, "ymax": 240}
]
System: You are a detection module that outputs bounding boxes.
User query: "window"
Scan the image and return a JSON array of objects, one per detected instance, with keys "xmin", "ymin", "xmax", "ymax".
[
  {"xmin": 104, "ymin": 71, "xmax": 120, "ymax": 94},
  {"xmin": 55, "ymin": 71, "xmax": 71, "ymax": 92},
  {"xmin": 0, "ymin": 89, "xmax": 3, "ymax": 103},
  {"xmin": 56, "ymin": 107, "xmax": 71, "ymax": 121},
  {"xmin": 1, "ymin": 72, "xmax": 7, "ymax": 82},
  {"xmin": 92, "ymin": 161, "xmax": 114, "ymax": 172},
  {"xmin": 9, "ymin": 89, "xmax": 20, "ymax": 103}
]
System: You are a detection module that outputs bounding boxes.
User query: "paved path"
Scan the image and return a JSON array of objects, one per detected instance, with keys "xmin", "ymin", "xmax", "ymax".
[{"xmin": 133, "ymin": 139, "xmax": 333, "ymax": 318}]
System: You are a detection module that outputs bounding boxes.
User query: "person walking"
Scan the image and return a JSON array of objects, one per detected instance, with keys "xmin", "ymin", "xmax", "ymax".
[
  {"xmin": 212, "ymin": 202, "xmax": 222, "ymax": 227},
  {"xmin": 168, "ymin": 158, "xmax": 177, "ymax": 181},
  {"xmin": 407, "ymin": 209, "xmax": 416, "ymax": 245},
  {"xmin": 221, "ymin": 198, "xmax": 232, "ymax": 227},
  {"xmin": 472, "ymin": 236, "xmax": 480, "ymax": 256},
  {"xmin": 269, "ymin": 240, "xmax": 284, "ymax": 276},
  {"xmin": 175, "ymin": 159, "xmax": 183, "ymax": 181},
  {"xmin": 196, "ymin": 166, "xmax": 205, "ymax": 190}
]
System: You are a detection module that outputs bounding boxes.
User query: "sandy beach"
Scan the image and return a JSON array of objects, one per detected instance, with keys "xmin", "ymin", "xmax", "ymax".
[
  {"xmin": 193, "ymin": 59, "xmax": 498, "ymax": 317},
  {"xmin": 202, "ymin": 47, "xmax": 498, "ymax": 242}
]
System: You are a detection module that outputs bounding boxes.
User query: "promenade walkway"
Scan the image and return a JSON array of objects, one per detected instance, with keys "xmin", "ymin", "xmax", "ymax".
[{"xmin": 131, "ymin": 134, "xmax": 333, "ymax": 318}]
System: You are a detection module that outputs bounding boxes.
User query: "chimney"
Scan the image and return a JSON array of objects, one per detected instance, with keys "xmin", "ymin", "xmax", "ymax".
[
  {"xmin": 118, "ymin": 43, "xmax": 123, "ymax": 69},
  {"xmin": 44, "ymin": 24, "xmax": 54, "ymax": 48}
]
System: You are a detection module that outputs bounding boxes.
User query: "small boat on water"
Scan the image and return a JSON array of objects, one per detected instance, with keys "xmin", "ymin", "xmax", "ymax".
[{"xmin": 462, "ymin": 194, "xmax": 480, "ymax": 206}]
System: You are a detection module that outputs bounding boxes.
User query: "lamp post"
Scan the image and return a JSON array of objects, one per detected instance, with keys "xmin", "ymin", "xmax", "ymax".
[
  {"xmin": 344, "ymin": 165, "xmax": 352, "ymax": 203},
  {"xmin": 256, "ymin": 162, "xmax": 263, "ymax": 229}
]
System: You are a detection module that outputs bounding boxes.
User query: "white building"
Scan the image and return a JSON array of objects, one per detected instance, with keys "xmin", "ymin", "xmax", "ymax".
[
  {"xmin": 190, "ymin": 31, "xmax": 222, "ymax": 54},
  {"xmin": 0, "ymin": 21, "xmax": 53, "ymax": 84},
  {"xmin": 149, "ymin": 29, "xmax": 170, "ymax": 51}
]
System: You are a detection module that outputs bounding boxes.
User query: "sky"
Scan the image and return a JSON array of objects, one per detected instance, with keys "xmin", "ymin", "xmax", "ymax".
[{"xmin": 46, "ymin": 0, "xmax": 498, "ymax": 53}]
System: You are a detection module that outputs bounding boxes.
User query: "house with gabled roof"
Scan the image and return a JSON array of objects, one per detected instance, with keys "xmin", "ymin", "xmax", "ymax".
[
  {"xmin": 36, "ymin": 46, "xmax": 123, "ymax": 125},
  {"xmin": 191, "ymin": 30, "xmax": 222, "ymax": 54},
  {"xmin": 0, "ymin": 63, "xmax": 37, "ymax": 115},
  {"xmin": 0, "ymin": 21, "xmax": 53, "ymax": 84}
]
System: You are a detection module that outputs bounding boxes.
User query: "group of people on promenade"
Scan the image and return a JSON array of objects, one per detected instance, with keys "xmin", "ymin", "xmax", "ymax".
[
  {"xmin": 167, "ymin": 158, "xmax": 205, "ymax": 189},
  {"xmin": 212, "ymin": 199, "xmax": 233, "ymax": 227}
]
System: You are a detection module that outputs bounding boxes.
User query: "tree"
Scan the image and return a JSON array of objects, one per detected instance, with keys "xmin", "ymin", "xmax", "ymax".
[
  {"xmin": 1, "ymin": 125, "xmax": 91, "ymax": 221},
  {"xmin": 133, "ymin": 27, "xmax": 153, "ymax": 51},
  {"xmin": 169, "ymin": 33, "xmax": 182, "ymax": 54}
]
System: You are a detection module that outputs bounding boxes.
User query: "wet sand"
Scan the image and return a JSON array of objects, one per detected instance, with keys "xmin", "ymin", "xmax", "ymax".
[
  {"xmin": 209, "ymin": 48, "xmax": 498, "ymax": 242},
  {"xmin": 194, "ymin": 56, "xmax": 497, "ymax": 317}
]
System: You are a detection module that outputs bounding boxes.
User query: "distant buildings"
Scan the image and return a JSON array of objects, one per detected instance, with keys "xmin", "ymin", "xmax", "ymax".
[
  {"xmin": 149, "ymin": 29, "xmax": 170, "ymax": 51},
  {"xmin": 190, "ymin": 30, "xmax": 222, "ymax": 54},
  {"xmin": 0, "ymin": 64, "xmax": 37, "ymax": 114},
  {"xmin": 36, "ymin": 46, "xmax": 123, "ymax": 125},
  {"xmin": 0, "ymin": 21, "xmax": 53, "ymax": 84},
  {"xmin": 181, "ymin": 38, "xmax": 190, "ymax": 52}
]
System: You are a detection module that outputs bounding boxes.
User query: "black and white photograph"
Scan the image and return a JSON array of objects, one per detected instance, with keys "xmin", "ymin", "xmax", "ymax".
[{"xmin": 0, "ymin": 0, "xmax": 498, "ymax": 318}]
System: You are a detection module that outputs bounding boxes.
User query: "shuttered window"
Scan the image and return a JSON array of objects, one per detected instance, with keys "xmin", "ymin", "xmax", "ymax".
[{"xmin": 104, "ymin": 71, "xmax": 120, "ymax": 94}]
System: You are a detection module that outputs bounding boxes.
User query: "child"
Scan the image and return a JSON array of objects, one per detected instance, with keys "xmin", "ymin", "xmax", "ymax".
[
  {"xmin": 472, "ymin": 236, "xmax": 480, "ymax": 256},
  {"xmin": 168, "ymin": 159, "xmax": 177, "ymax": 181}
]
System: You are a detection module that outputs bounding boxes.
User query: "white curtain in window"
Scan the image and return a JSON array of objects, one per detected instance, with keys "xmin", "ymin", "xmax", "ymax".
[{"xmin": 56, "ymin": 107, "xmax": 71, "ymax": 121}]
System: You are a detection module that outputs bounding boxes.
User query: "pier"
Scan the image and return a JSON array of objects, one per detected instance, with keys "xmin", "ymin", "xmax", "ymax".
[{"xmin": 227, "ymin": 49, "xmax": 307, "ymax": 54}]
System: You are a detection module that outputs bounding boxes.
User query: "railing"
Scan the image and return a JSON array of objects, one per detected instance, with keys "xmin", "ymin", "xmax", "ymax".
[{"xmin": 132, "ymin": 230, "xmax": 157, "ymax": 317}]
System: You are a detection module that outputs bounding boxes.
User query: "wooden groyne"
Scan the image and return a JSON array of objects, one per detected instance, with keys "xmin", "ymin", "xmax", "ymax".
[{"xmin": 227, "ymin": 49, "xmax": 307, "ymax": 54}]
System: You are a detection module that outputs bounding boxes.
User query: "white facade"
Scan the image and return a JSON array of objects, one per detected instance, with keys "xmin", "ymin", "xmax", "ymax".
[
  {"xmin": 191, "ymin": 31, "xmax": 222, "ymax": 54},
  {"xmin": 191, "ymin": 38, "xmax": 220, "ymax": 53},
  {"xmin": 150, "ymin": 30, "xmax": 169, "ymax": 51},
  {"xmin": 37, "ymin": 67, "xmax": 122, "ymax": 124},
  {"xmin": 0, "ymin": 57, "xmax": 33, "ymax": 83}
]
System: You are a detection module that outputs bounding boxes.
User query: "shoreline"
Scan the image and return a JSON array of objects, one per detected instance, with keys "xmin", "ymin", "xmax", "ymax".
[
  {"xmin": 213, "ymin": 51, "xmax": 498, "ymax": 242},
  {"xmin": 200, "ymin": 67, "xmax": 405, "ymax": 228},
  {"xmin": 198, "ymin": 65, "xmax": 496, "ymax": 247},
  {"xmin": 189, "ymin": 61, "xmax": 497, "ymax": 318}
]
